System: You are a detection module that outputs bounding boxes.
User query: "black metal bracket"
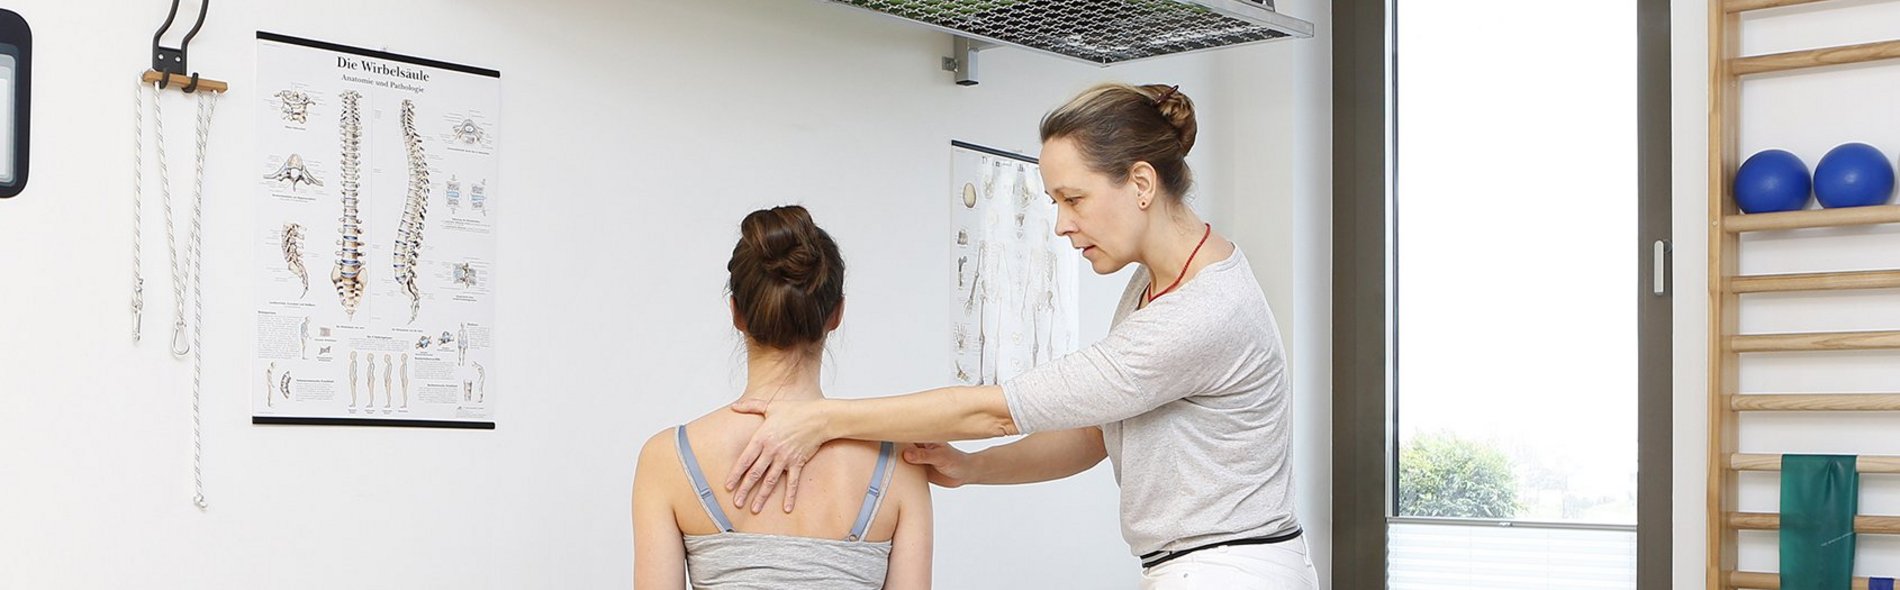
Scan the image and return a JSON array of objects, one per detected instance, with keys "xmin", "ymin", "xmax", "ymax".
[{"xmin": 151, "ymin": 0, "xmax": 208, "ymax": 91}]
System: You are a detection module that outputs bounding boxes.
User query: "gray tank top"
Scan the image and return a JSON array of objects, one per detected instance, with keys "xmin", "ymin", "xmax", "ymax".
[{"xmin": 674, "ymin": 425, "xmax": 898, "ymax": 590}]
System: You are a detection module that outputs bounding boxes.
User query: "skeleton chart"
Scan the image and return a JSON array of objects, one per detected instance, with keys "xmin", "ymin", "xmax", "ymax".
[
  {"xmin": 252, "ymin": 33, "xmax": 497, "ymax": 428},
  {"xmin": 948, "ymin": 141, "xmax": 1079, "ymax": 385}
]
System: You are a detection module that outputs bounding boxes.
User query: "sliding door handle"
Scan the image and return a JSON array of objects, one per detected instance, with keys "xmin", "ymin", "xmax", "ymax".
[{"xmin": 1652, "ymin": 239, "xmax": 1671, "ymax": 296}]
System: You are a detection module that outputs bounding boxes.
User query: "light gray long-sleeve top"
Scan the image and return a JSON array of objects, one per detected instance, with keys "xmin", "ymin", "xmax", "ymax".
[{"xmin": 1003, "ymin": 247, "xmax": 1300, "ymax": 557}]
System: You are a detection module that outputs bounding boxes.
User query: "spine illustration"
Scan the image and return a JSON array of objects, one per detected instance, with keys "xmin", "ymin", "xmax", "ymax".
[
  {"xmin": 446, "ymin": 176, "xmax": 460, "ymax": 213},
  {"xmin": 331, "ymin": 91, "xmax": 367, "ymax": 319},
  {"xmin": 283, "ymin": 223, "xmax": 308, "ymax": 297},
  {"xmin": 274, "ymin": 90, "xmax": 313, "ymax": 123},
  {"xmin": 393, "ymin": 99, "xmax": 430, "ymax": 323},
  {"xmin": 263, "ymin": 154, "xmax": 323, "ymax": 191},
  {"xmin": 452, "ymin": 262, "xmax": 477, "ymax": 288},
  {"xmin": 452, "ymin": 119, "xmax": 486, "ymax": 145},
  {"xmin": 470, "ymin": 179, "xmax": 486, "ymax": 215}
]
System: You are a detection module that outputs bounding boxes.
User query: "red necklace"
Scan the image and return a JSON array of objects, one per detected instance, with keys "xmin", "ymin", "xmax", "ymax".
[{"xmin": 1145, "ymin": 223, "xmax": 1212, "ymax": 304}]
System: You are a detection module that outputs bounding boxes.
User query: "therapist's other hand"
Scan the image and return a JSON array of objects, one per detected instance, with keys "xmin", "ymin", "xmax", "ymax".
[
  {"xmin": 726, "ymin": 398, "xmax": 832, "ymax": 514},
  {"xmin": 903, "ymin": 443, "xmax": 974, "ymax": 488}
]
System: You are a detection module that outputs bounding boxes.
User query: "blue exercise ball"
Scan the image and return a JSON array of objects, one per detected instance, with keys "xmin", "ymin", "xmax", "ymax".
[
  {"xmin": 1814, "ymin": 142, "xmax": 1895, "ymax": 208},
  {"xmin": 1734, "ymin": 149, "xmax": 1811, "ymax": 214}
]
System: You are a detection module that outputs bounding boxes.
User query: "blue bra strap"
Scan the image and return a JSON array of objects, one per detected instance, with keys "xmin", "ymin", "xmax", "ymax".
[
  {"xmin": 846, "ymin": 442, "xmax": 897, "ymax": 542},
  {"xmin": 674, "ymin": 426, "xmax": 734, "ymax": 533}
]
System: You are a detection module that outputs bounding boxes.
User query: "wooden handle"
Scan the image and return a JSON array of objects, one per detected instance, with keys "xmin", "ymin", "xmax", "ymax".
[
  {"xmin": 1724, "ymin": 0, "xmax": 1833, "ymax": 13},
  {"xmin": 1726, "ymin": 205, "xmax": 1900, "ymax": 232},
  {"xmin": 1733, "ymin": 39, "xmax": 1900, "ymax": 76},
  {"xmin": 139, "ymin": 70, "xmax": 229, "ymax": 93},
  {"xmin": 1732, "ymin": 453, "xmax": 1900, "ymax": 472},
  {"xmin": 1730, "ymin": 512, "xmax": 1900, "ymax": 533},
  {"xmin": 1731, "ymin": 330, "xmax": 1900, "ymax": 352},
  {"xmin": 1730, "ymin": 571, "xmax": 1880, "ymax": 589},
  {"xmin": 1730, "ymin": 270, "xmax": 1900, "ymax": 294},
  {"xmin": 1731, "ymin": 394, "xmax": 1900, "ymax": 411}
]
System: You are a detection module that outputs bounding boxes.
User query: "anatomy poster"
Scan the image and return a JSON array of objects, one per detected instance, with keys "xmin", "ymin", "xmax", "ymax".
[
  {"xmin": 253, "ymin": 33, "xmax": 497, "ymax": 428},
  {"xmin": 949, "ymin": 141, "xmax": 1079, "ymax": 385}
]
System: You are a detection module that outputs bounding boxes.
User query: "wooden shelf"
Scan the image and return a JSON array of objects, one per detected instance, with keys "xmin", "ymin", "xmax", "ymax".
[
  {"xmin": 1731, "ymin": 330, "xmax": 1900, "ymax": 352},
  {"xmin": 1730, "ymin": 269, "xmax": 1900, "ymax": 293},
  {"xmin": 1724, "ymin": 0, "xmax": 1835, "ymax": 12},
  {"xmin": 1733, "ymin": 39, "xmax": 1900, "ymax": 76},
  {"xmin": 1732, "ymin": 453, "xmax": 1900, "ymax": 472},
  {"xmin": 1725, "ymin": 205, "xmax": 1900, "ymax": 232},
  {"xmin": 1731, "ymin": 393, "xmax": 1900, "ymax": 411},
  {"xmin": 1730, "ymin": 571, "xmax": 1886, "ymax": 589}
]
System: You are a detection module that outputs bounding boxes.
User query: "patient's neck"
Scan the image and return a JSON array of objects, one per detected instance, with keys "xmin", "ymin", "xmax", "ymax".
[{"xmin": 741, "ymin": 344, "xmax": 824, "ymax": 402}]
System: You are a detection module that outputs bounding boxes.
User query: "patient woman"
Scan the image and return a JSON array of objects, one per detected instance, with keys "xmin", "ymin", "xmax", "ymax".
[{"xmin": 633, "ymin": 205, "xmax": 932, "ymax": 589}]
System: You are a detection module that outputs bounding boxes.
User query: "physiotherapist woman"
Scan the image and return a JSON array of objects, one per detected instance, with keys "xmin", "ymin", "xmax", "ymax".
[{"xmin": 727, "ymin": 82, "xmax": 1316, "ymax": 589}]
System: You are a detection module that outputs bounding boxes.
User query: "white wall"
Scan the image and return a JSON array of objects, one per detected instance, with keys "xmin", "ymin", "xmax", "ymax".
[
  {"xmin": 0, "ymin": 0, "xmax": 1329, "ymax": 588},
  {"xmin": 1212, "ymin": 0, "xmax": 1335, "ymax": 584},
  {"xmin": 1672, "ymin": 1, "xmax": 1900, "ymax": 586}
]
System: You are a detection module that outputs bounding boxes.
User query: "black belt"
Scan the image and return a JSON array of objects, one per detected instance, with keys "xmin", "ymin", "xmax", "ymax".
[{"xmin": 1140, "ymin": 528, "xmax": 1303, "ymax": 569}]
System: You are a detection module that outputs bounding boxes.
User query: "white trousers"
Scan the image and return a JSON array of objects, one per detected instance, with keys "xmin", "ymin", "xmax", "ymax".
[{"xmin": 1139, "ymin": 537, "xmax": 1320, "ymax": 590}]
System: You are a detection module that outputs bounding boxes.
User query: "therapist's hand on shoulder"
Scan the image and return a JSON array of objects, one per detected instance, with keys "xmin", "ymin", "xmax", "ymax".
[
  {"xmin": 726, "ymin": 397, "xmax": 833, "ymax": 514},
  {"xmin": 902, "ymin": 443, "xmax": 973, "ymax": 488}
]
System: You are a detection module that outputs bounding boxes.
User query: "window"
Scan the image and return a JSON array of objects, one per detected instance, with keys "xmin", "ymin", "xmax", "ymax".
[{"xmin": 1386, "ymin": 0, "xmax": 1652, "ymax": 586}]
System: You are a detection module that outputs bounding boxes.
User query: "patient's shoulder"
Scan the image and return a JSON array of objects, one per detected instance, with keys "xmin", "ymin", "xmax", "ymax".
[
  {"xmin": 632, "ymin": 427, "xmax": 687, "ymax": 509},
  {"xmin": 638, "ymin": 426, "xmax": 675, "ymax": 455},
  {"xmin": 886, "ymin": 445, "xmax": 929, "ymax": 500}
]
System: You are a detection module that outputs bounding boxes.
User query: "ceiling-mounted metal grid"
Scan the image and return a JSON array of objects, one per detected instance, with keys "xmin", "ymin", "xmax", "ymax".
[{"xmin": 824, "ymin": 0, "xmax": 1313, "ymax": 66}]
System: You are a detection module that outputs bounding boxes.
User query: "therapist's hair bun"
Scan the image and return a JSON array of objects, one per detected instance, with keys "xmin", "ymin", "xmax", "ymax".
[
  {"xmin": 1148, "ymin": 85, "xmax": 1198, "ymax": 156},
  {"xmin": 727, "ymin": 205, "xmax": 845, "ymax": 350},
  {"xmin": 1040, "ymin": 82, "xmax": 1197, "ymax": 202}
]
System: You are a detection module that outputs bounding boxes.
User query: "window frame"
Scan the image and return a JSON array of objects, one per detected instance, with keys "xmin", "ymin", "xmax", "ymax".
[{"xmin": 1330, "ymin": 0, "xmax": 1672, "ymax": 586}]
